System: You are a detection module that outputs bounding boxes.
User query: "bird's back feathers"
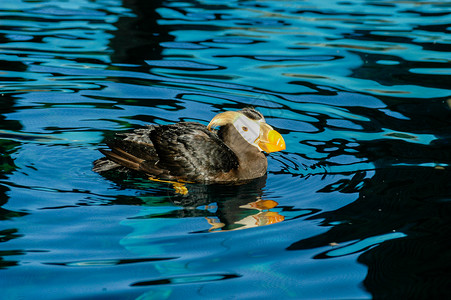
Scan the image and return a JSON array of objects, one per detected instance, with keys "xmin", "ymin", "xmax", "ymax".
[{"xmin": 93, "ymin": 122, "xmax": 239, "ymax": 182}]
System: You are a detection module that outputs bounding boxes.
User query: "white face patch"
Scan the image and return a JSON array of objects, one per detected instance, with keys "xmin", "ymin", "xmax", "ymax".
[{"xmin": 232, "ymin": 115, "xmax": 261, "ymax": 147}]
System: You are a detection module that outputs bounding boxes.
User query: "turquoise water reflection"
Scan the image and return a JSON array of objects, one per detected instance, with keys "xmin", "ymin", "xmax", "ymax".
[
  {"xmin": 154, "ymin": 0, "xmax": 450, "ymax": 98},
  {"xmin": 1, "ymin": 0, "xmax": 450, "ymax": 299}
]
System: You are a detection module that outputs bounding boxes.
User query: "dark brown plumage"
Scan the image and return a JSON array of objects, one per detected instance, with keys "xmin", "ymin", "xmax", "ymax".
[{"xmin": 93, "ymin": 108, "xmax": 285, "ymax": 184}]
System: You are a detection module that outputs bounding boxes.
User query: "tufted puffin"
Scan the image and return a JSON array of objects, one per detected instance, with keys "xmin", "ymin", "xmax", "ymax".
[{"xmin": 93, "ymin": 108, "xmax": 285, "ymax": 184}]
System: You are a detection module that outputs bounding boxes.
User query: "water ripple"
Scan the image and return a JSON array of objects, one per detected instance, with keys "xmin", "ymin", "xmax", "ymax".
[{"xmin": 0, "ymin": 0, "xmax": 450, "ymax": 299}]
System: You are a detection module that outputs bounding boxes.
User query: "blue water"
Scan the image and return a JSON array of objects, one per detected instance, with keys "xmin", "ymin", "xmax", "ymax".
[{"xmin": 1, "ymin": 0, "xmax": 450, "ymax": 298}]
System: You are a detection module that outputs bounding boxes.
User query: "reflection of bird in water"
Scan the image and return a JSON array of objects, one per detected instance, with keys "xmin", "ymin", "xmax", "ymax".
[
  {"xmin": 93, "ymin": 108, "xmax": 285, "ymax": 184},
  {"xmin": 165, "ymin": 176, "xmax": 285, "ymax": 231},
  {"xmin": 95, "ymin": 172, "xmax": 286, "ymax": 231},
  {"xmin": 207, "ymin": 199, "xmax": 285, "ymax": 231}
]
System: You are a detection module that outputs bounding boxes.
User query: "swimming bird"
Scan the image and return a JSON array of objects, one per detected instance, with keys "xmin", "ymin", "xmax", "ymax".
[{"xmin": 93, "ymin": 108, "xmax": 285, "ymax": 184}]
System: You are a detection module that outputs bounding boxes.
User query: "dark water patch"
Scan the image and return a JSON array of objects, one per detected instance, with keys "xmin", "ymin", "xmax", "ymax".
[
  {"xmin": 131, "ymin": 273, "xmax": 240, "ymax": 287},
  {"xmin": 45, "ymin": 256, "xmax": 177, "ymax": 267}
]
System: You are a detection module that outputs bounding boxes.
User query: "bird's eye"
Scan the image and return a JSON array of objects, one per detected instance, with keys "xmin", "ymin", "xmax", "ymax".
[{"xmin": 242, "ymin": 126, "xmax": 248, "ymax": 132}]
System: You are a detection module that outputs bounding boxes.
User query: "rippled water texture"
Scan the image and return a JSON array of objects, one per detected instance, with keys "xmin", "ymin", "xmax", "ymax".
[{"xmin": 1, "ymin": 0, "xmax": 450, "ymax": 299}]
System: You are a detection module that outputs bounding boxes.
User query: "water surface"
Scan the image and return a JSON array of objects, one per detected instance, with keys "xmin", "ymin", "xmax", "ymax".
[{"xmin": 1, "ymin": 0, "xmax": 450, "ymax": 299}]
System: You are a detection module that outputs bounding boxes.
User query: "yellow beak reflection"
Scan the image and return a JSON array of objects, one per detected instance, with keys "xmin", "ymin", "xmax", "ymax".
[
  {"xmin": 258, "ymin": 124, "xmax": 286, "ymax": 153},
  {"xmin": 206, "ymin": 199, "xmax": 285, "ymax": 231}
]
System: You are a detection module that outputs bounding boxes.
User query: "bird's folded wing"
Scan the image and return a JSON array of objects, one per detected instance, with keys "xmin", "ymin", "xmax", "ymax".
[{"xmin": 149, "ymin": 122, "xmax": 239, "ymax": 180}]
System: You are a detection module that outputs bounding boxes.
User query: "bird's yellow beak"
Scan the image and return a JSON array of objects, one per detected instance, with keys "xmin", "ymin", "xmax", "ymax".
[{"xmin": 258, "ymin": 123, "xmax": 286, "ymax": 153}]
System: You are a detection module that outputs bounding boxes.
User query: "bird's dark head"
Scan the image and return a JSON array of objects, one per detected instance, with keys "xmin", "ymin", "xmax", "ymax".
[
  {"xmin": 240, "ymin": 107, "xmax": 265, "ymax": 122},
  {"xmin": 207, "ymin": 108, "xmax": 286, "ymax": 153}
]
